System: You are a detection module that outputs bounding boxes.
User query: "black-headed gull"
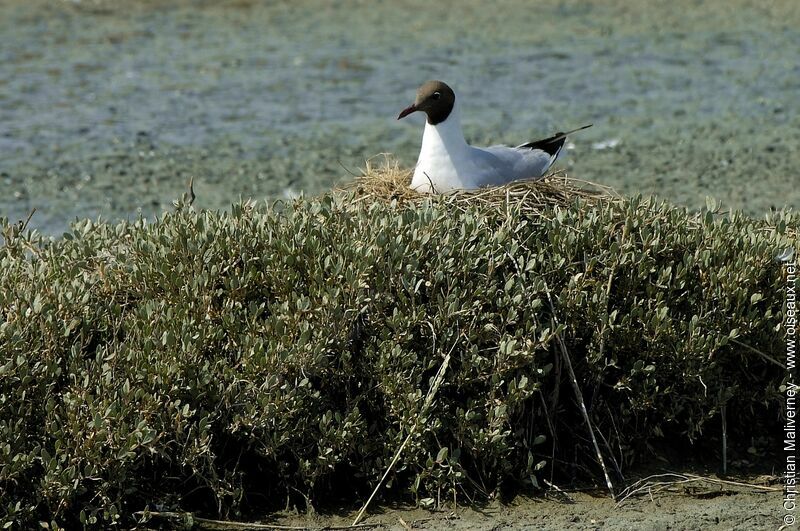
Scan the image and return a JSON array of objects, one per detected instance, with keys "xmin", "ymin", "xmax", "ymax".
[{"xmin": 398, "ymin": 80, "xmax": 591, "ymax": 193}]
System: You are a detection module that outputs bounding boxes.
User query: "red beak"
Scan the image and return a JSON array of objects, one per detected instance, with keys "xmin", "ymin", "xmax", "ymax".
[{"xmin": 397, "ymin": 103, "xmax": 417, "ymax": 120}]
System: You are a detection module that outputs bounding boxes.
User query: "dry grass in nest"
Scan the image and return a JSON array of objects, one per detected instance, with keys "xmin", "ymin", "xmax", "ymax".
[{"xmin": 340, "ymin": 155, "xmax": 621, "ymax": 217}]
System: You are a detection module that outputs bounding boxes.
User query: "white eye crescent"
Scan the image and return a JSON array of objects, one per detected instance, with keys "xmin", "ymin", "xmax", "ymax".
[{"xmin": 432, "ymin": 91, "xmax": 441, "ymax": 100}]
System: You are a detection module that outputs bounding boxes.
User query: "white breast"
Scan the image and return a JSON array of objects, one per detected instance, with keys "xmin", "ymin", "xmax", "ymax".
[{"xmin": 410, "ymin": 102, "xmax": 472, "ymax": 193}]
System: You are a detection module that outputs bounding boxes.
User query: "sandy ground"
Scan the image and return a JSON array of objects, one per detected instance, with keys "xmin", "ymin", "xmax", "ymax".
[{"xmin": 1, "ymin": 0, "xmax": 799, "ymax": 233}]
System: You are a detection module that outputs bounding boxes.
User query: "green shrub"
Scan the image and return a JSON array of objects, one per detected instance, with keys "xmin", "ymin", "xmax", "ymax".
[{"xmin": 0, "ymin": 186, "xmax": 795, "ymax": 528}]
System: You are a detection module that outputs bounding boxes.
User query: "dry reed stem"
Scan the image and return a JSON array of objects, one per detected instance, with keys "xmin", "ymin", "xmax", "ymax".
[
  {"xmin": 615, "ymin": 472, "xmax": 782, "ymax": 507},
  {"xmin": 543, "ymin": 281, "xmax": 616, "ymax": 501},
  {"xmin": 352, "ymin": 350, "xmax": 452, "ymax": 526}
]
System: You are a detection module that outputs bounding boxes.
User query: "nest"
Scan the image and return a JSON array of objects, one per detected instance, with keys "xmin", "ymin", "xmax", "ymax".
[{"xmin": 341, "ymin": 155, "xmax": 620, "ymax": 217}]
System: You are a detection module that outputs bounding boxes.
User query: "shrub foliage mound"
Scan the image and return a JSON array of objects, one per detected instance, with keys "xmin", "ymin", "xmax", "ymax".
[{"xmin": 0, "ymin": 173, "xmax": 795, "ymax": 527}]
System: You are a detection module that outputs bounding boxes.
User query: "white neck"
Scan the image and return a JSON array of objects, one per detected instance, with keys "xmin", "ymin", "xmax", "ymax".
[{"xmin": 419, "ymin": 99, "xmax": 468, "ymax": 158}]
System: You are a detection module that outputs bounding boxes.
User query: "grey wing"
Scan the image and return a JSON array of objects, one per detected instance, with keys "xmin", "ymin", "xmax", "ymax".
[
  {"xmin": 476, "ymin": 145, "xmax": 556, "ymax": 185},
  {"xmin": 474, "ymin": 126, "xmax": 589, "ymax": 186}
]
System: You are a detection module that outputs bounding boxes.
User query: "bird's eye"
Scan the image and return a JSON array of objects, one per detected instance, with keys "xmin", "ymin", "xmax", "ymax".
[{"xmin": 432, "ymin": 91, "xmax": 441, "ymax": 100}]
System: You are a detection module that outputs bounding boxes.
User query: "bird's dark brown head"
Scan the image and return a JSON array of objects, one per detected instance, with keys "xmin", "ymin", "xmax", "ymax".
[{"xmin": 397, "ymin": 80, "xmax": 456, "ymax": 125}]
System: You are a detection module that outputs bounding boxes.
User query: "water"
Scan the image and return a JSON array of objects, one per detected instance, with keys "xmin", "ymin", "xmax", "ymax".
[{"xmin": 1, "ymin": 0, "xmax": 798, "ymax": 233}]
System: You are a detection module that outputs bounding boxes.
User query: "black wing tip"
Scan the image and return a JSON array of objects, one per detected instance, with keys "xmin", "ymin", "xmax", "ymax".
[
  {"xmin": 519, "ymin": 124, "xmax": 593, "ymax": 155},
  {"xmin": 519, "ymin": 134, "xmax": 567, "ymax": 156}
]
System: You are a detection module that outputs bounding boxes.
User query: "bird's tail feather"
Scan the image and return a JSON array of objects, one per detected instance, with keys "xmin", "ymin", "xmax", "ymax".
[{"xmin": 516, "ymin": 124, "xmax": 592, "ymax": 153}]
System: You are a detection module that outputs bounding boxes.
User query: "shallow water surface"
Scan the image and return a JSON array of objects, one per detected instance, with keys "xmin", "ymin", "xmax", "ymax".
[{"xmin": 1, "ymin": 0, "xmax": 798, "ymax": 233}]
